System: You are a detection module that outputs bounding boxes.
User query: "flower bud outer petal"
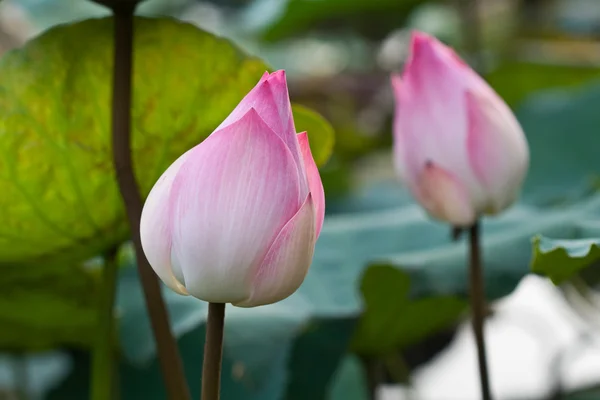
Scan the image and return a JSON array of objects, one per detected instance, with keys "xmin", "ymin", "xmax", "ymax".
[
  {"xmin": 466, "ymin": 89, "xmax": 529, "ymax": 213},
  {"xmin": 215, "ymin": 71, "xmax": 306, "ymax": 195},
  {"xmin": 264, "ymin": 70, "xmax": 297, "ymax": 145},
  {"xmin": 217, "ymin": 77, "xmax": 284, "ymax": 135},
  {"xmin": 234, "ymin": 194, "xmax": 316, "ymax": 308},
  {"xmin": 171, "ymin": 108, "xmax": 302, "ymax": 304},
  {"xmin": 297, "ymin": 132, "xmax": 324, "ymax": 238},
  {"xmin": 140, "ymin": 151, "xmax": 190, "ymax": 295},
  {"xmin": 263, "ymin": 71, "xmax": 309, "ymax": 197},
  {"xmin": 258, "ymin": 71, "xmax": 270, "ymax": 83},
  {"xmin": 414, "ymin": 161, "xmax": 476, "ymax": 227}
]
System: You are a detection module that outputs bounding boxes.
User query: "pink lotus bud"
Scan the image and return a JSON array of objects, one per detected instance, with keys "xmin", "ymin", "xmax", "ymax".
[
  {"xmin": 140, "ymin": 70, "xmax": 325, "ymax": 307},
  {"xmin": 391, "ymin": 31, "xmax": 529, "ymax": 226}
]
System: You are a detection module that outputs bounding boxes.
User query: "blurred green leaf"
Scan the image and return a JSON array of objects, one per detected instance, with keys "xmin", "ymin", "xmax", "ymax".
[
  {"xmin": 517, "ymin": 81, "xmax": 600, "ymax": 205},
  {"xmin": 521, "ymin": 81, "xmax": 600, "ymax": 285},
  {"xmin": 292, "ymin": 104, "xmax": 335, "ymax": 166},
  {"xmin": 351, "ymin": 265, "xmax": 466, "ymax": 355},
  {"xmin": 261, "ymin": 0, "xmax": 426, "ymax": 42},
  {"xmin": 487, "ymin": 62, "xmax": 600, "ymax": 108},
  {"xmin": 319, "ymin": 156, "xmax": 353, "ymax": 200},
  {"xmin": 531, "ymin": 236, "xmax": 600, "ymax": 285}
]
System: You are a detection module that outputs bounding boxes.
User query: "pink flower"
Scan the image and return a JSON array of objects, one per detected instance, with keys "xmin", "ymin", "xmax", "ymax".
[
  {"xmin": 391, "ymin": 31, "xmax": 529, "ymax": 226},
  {"xmin": 140, "ymin": 70, "xmax": 325, "ymax": 307}
]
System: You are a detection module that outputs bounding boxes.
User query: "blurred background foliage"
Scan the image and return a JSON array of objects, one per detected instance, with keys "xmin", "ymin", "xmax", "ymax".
[{"xmin": 2, "ymin": 0, "xmax": 600, "ymax": 399}]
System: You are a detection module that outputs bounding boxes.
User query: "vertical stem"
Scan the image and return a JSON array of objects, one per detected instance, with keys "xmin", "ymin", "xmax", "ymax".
[
  {"xmin": 91, "ymin": 249, "xmax": 119, "ymax": 400},
  {"xmin": 201, "ymin": 303, "xmax": 226, "ymax": 400},
  {"xmin": 109, "ymin": 3, "xmax": 190, "ymax": 399},
  {"xmin": 468, "ymin": 222, "xmax": 492, "ymax": 400}
]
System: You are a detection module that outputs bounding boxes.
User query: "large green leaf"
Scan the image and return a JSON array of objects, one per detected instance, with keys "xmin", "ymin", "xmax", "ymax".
[
  {"xmin": 515, "ymin": 81, "xmax": 600, "ymax": 206},
  {"xmin": 531, "ymin": 236, "xmax": 600, "ymax": 285},
  {"xmin": 351, "ymin": 265, "xmax": 466, "ymax": 355},
  {"xmin": 0, "ymin": 17, "xmax": 333, "ymax": 268},
  {"xmin": 523, "ymin": 82, "xmax": 600, "ymax": 285},
  {"xmin": 0, "ymin": 17, "xmax": 266, "ymax": 266}
]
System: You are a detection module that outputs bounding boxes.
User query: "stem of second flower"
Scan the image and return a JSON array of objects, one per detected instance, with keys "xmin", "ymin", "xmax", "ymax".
[
  {"xmin": 468, "ymin": 221, "xmax": 492, "ymax": 400},
  {"xmin": 201, "ymin": 303, "xmax": 226, "ymax": 400}
]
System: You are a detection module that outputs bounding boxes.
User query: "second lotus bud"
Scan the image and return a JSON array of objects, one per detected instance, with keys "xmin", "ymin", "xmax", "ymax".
[{"xmin": 391, "ymin": 31, "xmax": 529, "ymax": 227}]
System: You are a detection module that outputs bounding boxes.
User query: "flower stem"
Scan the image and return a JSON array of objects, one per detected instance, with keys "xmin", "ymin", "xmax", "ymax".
[
  {"xmin": 468, "ymin": 221, "xmax": 492, "ymax": 400},
  {"xmin": 91, "ymin": 249, "xmax": 119, "ymax": 400},
  {"xmin": 201, "ymin": 303, "xmax": 226, "ymax": 400},
  {"xmin": 109, "ymin": 2, "xmax": 190, "ymax": 399}
]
